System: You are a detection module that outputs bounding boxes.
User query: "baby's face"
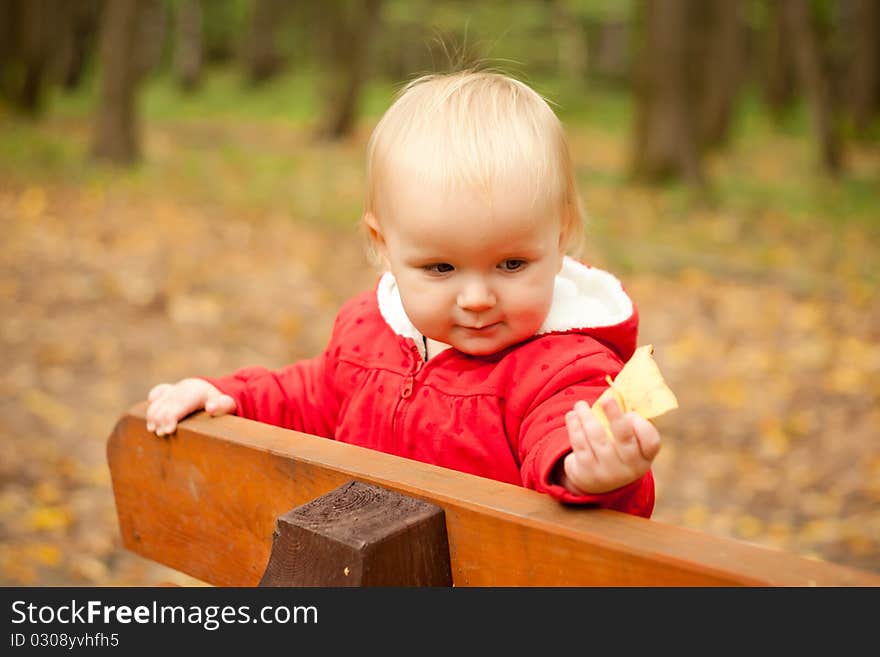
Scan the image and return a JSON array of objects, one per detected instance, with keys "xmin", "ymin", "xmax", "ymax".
[{"xmin": 371, "ymin": 178, "xmax": 565, "ymax": 356}]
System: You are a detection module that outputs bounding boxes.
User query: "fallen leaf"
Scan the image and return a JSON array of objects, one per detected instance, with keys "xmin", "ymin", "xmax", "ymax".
[
  {"xmin": 22, "ymin": 389, "xmax": 77, "ymax": 432},
  {"xmin": 17, "ymin": 186, "xmax": 47, "ymax": 220},
  {"xmin": 26, "ymin": 506, "xmax": 72, "ymax": 532},
  {"xmin": 591, "ymin": 344, "xmax": 679, "ymax": 440},
  {"xmin": 30, "ymin": 544, "xmax": 62, "ymax": 568}
]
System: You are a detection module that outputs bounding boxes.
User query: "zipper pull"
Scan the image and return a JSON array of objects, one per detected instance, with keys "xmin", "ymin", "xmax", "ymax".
[
  {"xmin": 401, "ymin": 374, "xmax": 414, "ymax": 399},
  {"xmin": 400, "ymin": 339, "xmax": 422, "ymax": 399}
]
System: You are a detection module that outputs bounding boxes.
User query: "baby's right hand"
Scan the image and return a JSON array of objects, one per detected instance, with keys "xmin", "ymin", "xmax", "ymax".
[{"xmin": 145, "ymin": 378, "xmax": 236, "ymax": 436}]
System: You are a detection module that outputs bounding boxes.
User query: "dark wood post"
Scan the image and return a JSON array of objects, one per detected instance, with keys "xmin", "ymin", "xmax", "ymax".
[{"xmin": 259, "ymin": 480, "xmax": 453, "ymax": 587}]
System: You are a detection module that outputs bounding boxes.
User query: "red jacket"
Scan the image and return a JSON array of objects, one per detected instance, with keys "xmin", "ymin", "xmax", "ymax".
[{"xmin": 206, "ymin": 258, "xmax": 655, "ymax": 517}]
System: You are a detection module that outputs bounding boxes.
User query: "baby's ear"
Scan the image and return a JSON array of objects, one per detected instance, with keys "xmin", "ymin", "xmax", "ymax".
[
  {"xmin": 362, "ymin": 212, "xmax": 390, "ymax": 268},
  {"xmin": 557, "ymin": 215, "xmax": 581, "ymax": 265},
  {"xmin": 557, "ymin": 227, "xmax": 570, "ymax": 263},
  {"xmin": 363, "ymin": 211, "xmax": 384, "ymax": 246}
]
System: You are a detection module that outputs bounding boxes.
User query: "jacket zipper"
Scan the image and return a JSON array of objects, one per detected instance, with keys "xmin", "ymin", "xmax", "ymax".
[
  {"xmin": 392, "ymin": 342, "xmax": 424, "ymax": 436},
  {"xmin": 401, "ymin": 342, "xmax": 424, "ymax": 398}
]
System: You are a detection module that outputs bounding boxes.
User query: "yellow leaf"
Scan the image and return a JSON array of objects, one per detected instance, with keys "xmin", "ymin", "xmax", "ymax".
[
  {"xmin": 167, "ymin": 293, "xmax": 221, "ymax": 327},
  {"xmin": 33, "ymin": 481, "xmax": 61, "ymax": 505},
  {"xmin": 17, "ymin": 186, "xmax": 47, "ymax": 220},
  {"xmin": 845, "ymin": 535, "xmax": 875, "ymax": 557},
  {"xmin": 26, "ymin": 506, "xmax": 72, "ymax": 532},
  {"xmin": 708, "ymin": 378, "xmax": 747, "ymax": 409},
  {"xmin": 735, "ymin": 514, "xmax": 764, "ymax": 539},
  {"xmin": 766, "ymin": 522, "xmax": 793, "ymax": 547},
  {"xmin": 759, "ymin": 417, "xmax": 789, "ymax": 458},
  {"xmin": 801, "ymin": 519, "xmax": 839, "ymax": 543},
  {"xmin": 0, "ymin": 547, "xmax": 38, "ymax": 585},
  {"xmin": 22, "ymin": 389, "xmax": 76, "ymax": 432},
  {"xmin": 826, "ymin": 366, "xmax": 864, "ymax": 394},
  {"xmin": 29, "ymin": 544, "xmax": 62, "ymax": 568},
  {"xmin": 590, "ymin": 344, "xmax": 679, "ymax": 440},
  {"xmin": 683, "ymin": 504, "xmax": 709, "ymax": 529}
]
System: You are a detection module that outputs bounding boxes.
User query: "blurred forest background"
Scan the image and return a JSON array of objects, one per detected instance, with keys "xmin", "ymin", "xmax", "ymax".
[{"xmin": 0, "ymin": 0, "xmax": 878, "ymax": 586}]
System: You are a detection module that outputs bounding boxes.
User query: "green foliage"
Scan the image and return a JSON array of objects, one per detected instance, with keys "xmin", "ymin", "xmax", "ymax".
[
  {"xmin": 4, "ymin": 65, "xmax": 877, "ymax": 248},
  {"xmin": 563, "ymin": 0, "xmax": 636, "ymax": 22},
  {"xmin": 199, "ymin": 0, "xmax": 250, "ymax": 63}
]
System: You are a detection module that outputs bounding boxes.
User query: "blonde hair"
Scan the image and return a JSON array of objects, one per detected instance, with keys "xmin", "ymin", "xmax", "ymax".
[{"xmin": 362, "ymin": 70, "xmax": 584, "ymax": 264}]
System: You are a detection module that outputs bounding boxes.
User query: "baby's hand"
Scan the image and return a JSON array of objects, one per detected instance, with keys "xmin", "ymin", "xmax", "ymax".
[
  {"xmin": 145, "ymin": 378, "xmax": 236, "ymax": 436},
  {"xmin": 561, "ymin": 397, "xmax": 661, "ymax": 495}
]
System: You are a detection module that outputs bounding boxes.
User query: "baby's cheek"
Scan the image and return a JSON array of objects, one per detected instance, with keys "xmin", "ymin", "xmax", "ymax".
[
  {"xmin": 516, "ymin": 303, "xmax": 552, "ymax": 336},
  {"xmin": 404, "ymin": 294, "xmax": 448, "ymax": 329}
]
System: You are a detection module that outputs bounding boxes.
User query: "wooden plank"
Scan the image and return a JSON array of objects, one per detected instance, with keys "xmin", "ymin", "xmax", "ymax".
[{"xmin": 107, "ymin": 402, "xmax": 880, "ymax": 587}]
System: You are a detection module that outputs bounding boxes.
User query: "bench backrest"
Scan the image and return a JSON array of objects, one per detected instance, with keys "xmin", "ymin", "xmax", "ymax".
[{"xmin": 107, "ymin": 402, "xmax": 880, "ymax": 586}]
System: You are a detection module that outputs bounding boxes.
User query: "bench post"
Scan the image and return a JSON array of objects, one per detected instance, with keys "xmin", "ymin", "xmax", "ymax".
[{"xmin": 258, "ymin": 480, "xmax": 453, "ymax": 587}]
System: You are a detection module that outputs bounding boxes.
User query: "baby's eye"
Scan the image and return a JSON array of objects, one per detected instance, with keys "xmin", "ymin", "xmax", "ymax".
[
  {"xmin": 424, "ymin": 263, "xmax": 455, "ymax": 274},
  {"xmin": 499, "ymin": 259, "xmax": 527, "ymax": 272}
]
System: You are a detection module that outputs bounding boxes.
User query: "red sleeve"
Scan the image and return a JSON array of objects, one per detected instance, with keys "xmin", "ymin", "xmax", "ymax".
[
  {"xmin": 512, "ymin": 345, "xmax": 655, "ymax": 518},
  {"xmin": 201, "ymin": 348, "xmax": 339, "ymax": 439}
]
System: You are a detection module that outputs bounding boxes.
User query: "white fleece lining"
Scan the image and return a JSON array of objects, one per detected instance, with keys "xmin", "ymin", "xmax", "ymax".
[{"xmin": 376, "ymin": 256, "xmax": 633, "ymax": 359}]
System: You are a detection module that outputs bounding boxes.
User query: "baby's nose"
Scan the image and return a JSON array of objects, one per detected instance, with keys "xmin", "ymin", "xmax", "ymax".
[{"xmin": 457, "ymin": 280, "xmax": 496, "ymax": 311}]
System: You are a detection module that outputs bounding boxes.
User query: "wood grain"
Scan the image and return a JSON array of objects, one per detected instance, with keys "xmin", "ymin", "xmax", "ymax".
[
  {"xmin": 107, "ymin": 402, "xmax": 880, "ymax": 586},
  {"xmin": 258, "ymin": 480, "xmax": 452, "ymax": 586}
]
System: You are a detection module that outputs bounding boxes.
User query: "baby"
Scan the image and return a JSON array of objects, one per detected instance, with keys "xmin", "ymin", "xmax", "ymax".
[{"xmin": 146, "ymin": 70, "xmax": 661, "ymax": 517}]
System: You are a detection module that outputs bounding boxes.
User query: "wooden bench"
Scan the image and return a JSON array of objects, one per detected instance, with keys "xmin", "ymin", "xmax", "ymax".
[{"xmin": 107, "ymin": 402, "xmax": 880, "ymax": 587}]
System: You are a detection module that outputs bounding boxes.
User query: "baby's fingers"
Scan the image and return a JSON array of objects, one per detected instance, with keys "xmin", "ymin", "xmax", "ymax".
[
  {"xmin": 600, "ymin": 397, "xmax": 634, "ymax": 443},
  {"xmin": 145, "ymin": 389, "xmax": 170, "ymax": 432},
  {"xmin": 632, "ymin": 414, "xmax": 661, "ymax": 461},
  {"xmin": 147, "ymin": 383, "xmax": 173, "ymax": 402},
  {"xmin": 148, "ymin": 398, "xmax": 181, "ymax": 437}
]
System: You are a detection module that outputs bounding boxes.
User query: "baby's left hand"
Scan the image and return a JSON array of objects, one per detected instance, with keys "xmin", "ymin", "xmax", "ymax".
[{"xmin": 561, "ymin": 397, "xmax": 661, "ymax": 495}]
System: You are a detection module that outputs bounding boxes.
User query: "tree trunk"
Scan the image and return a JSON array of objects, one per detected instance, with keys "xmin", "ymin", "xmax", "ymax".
[
  {"xmin": 699, "ymin": 0, "xmax": 745, "ymax": 149},
  {"xmin": 632, "ymin": 0, "xmax": 704, "ymax": 184},
  {"xmin": 843, "ymin": 0, "xmax": 879, "ymax": 136},
  {"xmin": 93, "ymin": 0, "xmax": 145, "ymax": 165},
  {"xmin": 1, "ymin": 0, "xmax": 64, "ymax": 115},
  {"xmin": 762, "ymin": 0, "xmax": 796, "ymax": 119},
  {"xmin": 782, "ymin": 0, "xmax": 843, "ymax": 175},
  {"xmin": 315, "ymin": 0, "xmax": 382, "ymax": 141},
  {"xmin": 244, "ymin": 0, "xmax": 285, "ymax": 84},
  {"xmin": 57, "ymin": 0, "xmax": 100, "ymax": 92},
  {"xmin": 385, "ymin": 15, "xmax": 431, "ymax": 81},
  {"xmin": 134, "ymin": 0, "xmax": 167, "ymax": 79},
  {"xmin": 174, "ymin": 0, "xmax": 203, "ymax": 92},
  {"xmin": 18, "ymin": 0, "xmax": 50, "ymax": 114},
  {"xmin": 0, "ymin": 0, "xmax": 17, "ymax": 72},
  {"xmin": 593, "ymin": 20, "xmax": 631, "ymax": 83},
  {"xmin": 553, "ymin": 0, "xmax": 587, "ymax": 90}
]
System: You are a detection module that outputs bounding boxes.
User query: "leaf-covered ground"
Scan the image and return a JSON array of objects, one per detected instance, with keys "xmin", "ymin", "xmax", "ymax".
[{"xmin": 1, "ymin": 112, "xmax": 878, "ymax": 585}]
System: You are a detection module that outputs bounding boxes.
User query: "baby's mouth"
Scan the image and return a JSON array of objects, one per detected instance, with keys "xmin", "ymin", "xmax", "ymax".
[{"xmin": 460, "ymin": 321, "xmax": 501, "ymax": 332}]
